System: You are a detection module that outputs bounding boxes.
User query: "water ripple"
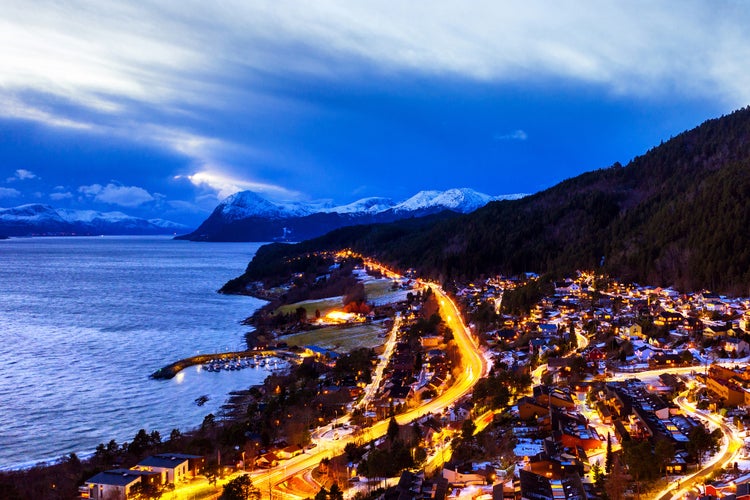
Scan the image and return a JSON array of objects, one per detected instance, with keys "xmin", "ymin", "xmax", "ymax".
[{"xmin": 0, "ymin": 236, "xmax": 268, "ymax": 469}]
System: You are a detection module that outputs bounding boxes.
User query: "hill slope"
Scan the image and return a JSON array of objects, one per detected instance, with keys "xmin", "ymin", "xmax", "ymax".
[{"xmin": 225, "ymin": 106, "xmax": 750, "ymax": 295}]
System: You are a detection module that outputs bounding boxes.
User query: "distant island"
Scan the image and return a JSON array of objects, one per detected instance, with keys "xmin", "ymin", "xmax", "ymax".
[{"xmin": 0, "ymin": 204, "xmax": 189, "ymax": 237}]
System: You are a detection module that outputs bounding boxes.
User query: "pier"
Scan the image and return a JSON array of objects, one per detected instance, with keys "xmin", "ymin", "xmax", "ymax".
[{"xmin": 150, "ymin": 349, "xmax": 294, "ymax": 380}]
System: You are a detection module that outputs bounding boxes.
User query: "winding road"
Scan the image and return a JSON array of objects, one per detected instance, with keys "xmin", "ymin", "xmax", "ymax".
[{"xmin": 244, "ymin": 273, "xmax": 488, "ymax": 499}]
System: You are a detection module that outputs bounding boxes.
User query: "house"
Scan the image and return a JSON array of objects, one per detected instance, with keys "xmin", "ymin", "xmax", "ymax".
[
  {"xmin": 420, "ymin": 335, "xmax": 442, "ymax": 348},
  {"xmin": 654, "ymin": 311, "xmax": 684, "ymax": 327},
  {"xmin": 277, "ymin": 444, "xmax": 303, "ymax": 460},
  {"xmin": 703, "ymin": 323, "xmax": 735, "ymax": 338},
  {"xmin": 135, "ymin": 454, "xmax": 203, "ymax": 484},
  {"xmin": 533, "ymin": 386, "xmax": 576, "ymax": 410},
  {"xmin": 255, "ymin": 452, "xmax": 279, "ymax": 469},
  {"xmin": 517, "ymin": 396, "xmax": 550, "ymax": 421},
  {"xmin": 723, "ymin": 337, "xmax": 750, "ymax": 356},
  {"xmin": 618, "ymin": 323, "xmax": 643, "ymax": 340},
  {"xmin": 648, "ymin": 352, "xmax": 684, "ymax": 368},
  {"xmin": 442, "ymin": 463, "xmax": 493, "ymax": 487},
  {"xmin": 83, "ymin": 469, "xmax": 161, "ymax": 500},
  {"xmin": 518, "ymin": 469, "xmax": 587, "ymax": 500},
  {"xmin": 390, "ymin": 470, "xmax": 448, "ymax": 500},
  {"xmin": 585, "ymin": 346, "xmax": 606, "ymax": 362}
]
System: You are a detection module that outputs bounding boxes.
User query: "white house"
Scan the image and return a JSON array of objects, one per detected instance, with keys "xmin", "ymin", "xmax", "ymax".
[
  {"xmin": 135, "ymin": 454, "xmax": 194, "ymax": 484},
  {"xmin": 83, "ymin": 469, "xmax": 160, "ymax": 500}
]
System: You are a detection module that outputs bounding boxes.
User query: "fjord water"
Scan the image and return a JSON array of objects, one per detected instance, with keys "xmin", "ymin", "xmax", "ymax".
[{"xmin": 0, "ymin": 236, "xmax": 267, "ymax": 469}]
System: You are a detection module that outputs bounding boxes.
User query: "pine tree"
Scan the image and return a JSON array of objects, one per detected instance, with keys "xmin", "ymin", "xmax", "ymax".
[
  {"xmin": 605, "ymin": 433, "xmax": 613, "ymax": 473},
  {"xmin": 387, "ymin": 416, "xmax": 399, "ymax": 443}
]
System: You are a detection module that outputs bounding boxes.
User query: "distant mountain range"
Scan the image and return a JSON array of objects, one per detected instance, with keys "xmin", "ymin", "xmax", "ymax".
[
  {"xmin": 0, "ymin": 204, "xmax": 188, "ymax": 237},
  {"xmin": 176, "ymin": 188, "xmax": 524, "ymax": 242},
  {"xmin": 224, "ymin": 106, "xmax": 750, "ymax": 295}
]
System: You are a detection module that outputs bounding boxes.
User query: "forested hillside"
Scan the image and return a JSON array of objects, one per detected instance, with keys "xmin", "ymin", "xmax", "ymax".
[{"xmin": 225, "ymin": 106, "xmax": 750, "ymax": 295}]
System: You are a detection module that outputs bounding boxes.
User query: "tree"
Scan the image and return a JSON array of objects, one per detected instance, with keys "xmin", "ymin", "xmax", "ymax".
[
  {"xmin": 203, "ymin": 462, "xmax": 220, "ymax": 488},
  {"xmin": 201, "ymin": 413, "xmax": 216, "ymax": 432},
  {"xmin": 129, "ymin": 481, "xmax": 162, "ymax": 500},
  {"xmin": 329, "ymin": 482, "xmax": 344, "ymax": 500},
  {"xmin": 149, "ymin": 430, "xmax": 161, "ymax": 446},
  {"xmin": 387, "ymin": 417, "xmax": 399, "ymax": 443},
  {"xmin": 605, "ymin": 433, "xmax": 613, "ymax": 473},
  {"xmin": 591, "ymin": 461, "xmax": 605, "ymax": 490},
  {"xmin": 622, "ymin": 439, "xmax": 655, "ymax": 495},
  {"xmin": 219, "ymin": 475, "xmax": 260, "ymax": 500},
  {"xmin": 461, "ymin": 419, "xmax": 476, "ymax": 440},
  {"xmin": 128, "ymin": 429, "xmax": 152, "ymax": 456},
  {"xmin": 605, "ymin": 455, "xmax": 627, "ymax": 500},
  {"xmin": 314, "ymin": 486, "xmax": 328, "ymax": 500},
  {"xmin": 687, "ymin": 425, "xmax": 717, "ymax": 467},
  {"xmin": 654, "ymin": 438, "xmax": 676, "ymax": 478}
]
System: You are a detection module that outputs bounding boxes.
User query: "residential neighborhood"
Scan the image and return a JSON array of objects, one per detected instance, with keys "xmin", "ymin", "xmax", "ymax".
[{"xmin": 37, "ymin": 255, "xmax": 750, "ymax": 500}]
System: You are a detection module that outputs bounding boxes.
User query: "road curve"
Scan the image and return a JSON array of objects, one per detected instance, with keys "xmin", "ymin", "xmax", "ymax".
[{"xmin": 248, "ymin": 278, "xmax": 488, "ymax": 498}]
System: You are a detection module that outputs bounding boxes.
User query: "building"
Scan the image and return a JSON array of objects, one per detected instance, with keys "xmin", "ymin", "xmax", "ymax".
[
  {"xmin": 706, "ymin": 374, "xmax": 747, "ymax": 406},
  {"xmin": 518, "ymin": 396, "xmax": 551, "ymax": 421},
  {"xmin": 135, "ymin": 454, "xmax": 202, "ymax": 484},
  {"xmin": 83, "ymin": 469, "xmax": 161, "ymax": 500},
  {"xmin": 533, "ymin": 386, "xmax": 576, "ymax": 410},
  {"xmin": 387, "ymin": 470, "xmax": 448, "ymax": 500},
  {"xmin": 518, "ymin": 469, "xmax": 587, "ymax": 500}
]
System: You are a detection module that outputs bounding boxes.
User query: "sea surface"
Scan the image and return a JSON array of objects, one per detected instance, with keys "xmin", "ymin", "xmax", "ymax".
[{"xmin": 0, "ymin": 236, "xmax": 270, "ymax": 469}]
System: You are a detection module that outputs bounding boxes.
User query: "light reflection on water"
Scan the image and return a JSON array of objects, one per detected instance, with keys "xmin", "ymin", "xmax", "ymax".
[{"xmin": 0, "ymin": 236, "xmax": 270, "ymax": 469}]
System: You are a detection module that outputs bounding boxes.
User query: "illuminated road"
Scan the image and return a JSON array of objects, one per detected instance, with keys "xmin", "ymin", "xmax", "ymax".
[
  {"xmin": 654, "ymin": 393, "xmax": 744, "ymax": 500},
  {"xmin": 245, "ymin": 271, "xmax": 488, "ymax": 499},
  {"xmin": 356, "ymin": 314, "xmax": 402, "ymax": 411},
  {"xmin": 600, "ymin": 366, "xmax": 744, "ymax": 500}
]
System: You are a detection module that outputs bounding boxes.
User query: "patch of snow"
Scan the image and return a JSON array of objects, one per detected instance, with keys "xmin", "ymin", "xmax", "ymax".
[
  {"xmin": 57, "ymin": 208, "xmax": 132, "ymax": 223},
  {"xmin": 513, "ymin": 438, "xmax": 544, "ymax": 458}
]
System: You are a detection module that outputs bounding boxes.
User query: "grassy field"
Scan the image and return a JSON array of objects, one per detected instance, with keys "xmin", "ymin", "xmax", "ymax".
[
  {"xmin": 275, "ymin": 296, "xmax": 343, "ymax": 317},
  {"xmin": 364, "ymin": 279, "xmax": 395, "ymax": 298},
  {"xmin": 282, "ymin": 322, "xmax": 387, "ymax": 352}
]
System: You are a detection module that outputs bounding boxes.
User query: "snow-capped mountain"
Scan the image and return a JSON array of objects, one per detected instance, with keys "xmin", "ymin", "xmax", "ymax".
[
  {"xmin": 392, "ymin": 188, "xmax": 519, "ymax": 214},
  {"xmin": 218, "ymin": 191, "xmax": 325, "ymax": 219},
  {"xmin": 177, "ymin": 188, "xmax": 525, "ymax": 242},
  {"xmin": 0, "ymin": 204, "xmax": 189, "ymax": 237},
  {"xmin": 324, "ymin": 197, "xmax": 396, "ymax": 215}
]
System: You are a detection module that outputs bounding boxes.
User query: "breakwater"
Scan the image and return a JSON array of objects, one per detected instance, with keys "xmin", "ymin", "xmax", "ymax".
[{"xmin": 150, "ymin": 349, "xmax": 290, "ymax": 379}]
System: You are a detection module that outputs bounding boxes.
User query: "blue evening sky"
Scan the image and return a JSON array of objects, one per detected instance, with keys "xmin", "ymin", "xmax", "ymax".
[{"xmin": 0, "ymin": 1, "xmax": 748, "ymax": 226}]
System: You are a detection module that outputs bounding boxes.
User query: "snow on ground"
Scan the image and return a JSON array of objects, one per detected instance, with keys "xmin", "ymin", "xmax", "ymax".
[
  {"xmin": 371, "ymin": 289, "xmax": 410, "ymax": 306},
  {"xmin": 514, "ymin": 438, "xmax": 544, "ymax": 458}
]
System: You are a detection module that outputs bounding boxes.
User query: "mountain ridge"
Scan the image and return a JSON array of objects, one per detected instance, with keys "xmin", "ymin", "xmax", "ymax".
[
  {"xmin": 176, "ymin": 188, "xmax": 524, "ymax": 242},
  {"xmin": 0, "ymin": 204, "xmax": 189, "ymax": 236},
  {"xmin": 223, "ymin": 106, "xmax": 750, "ymax": 295}
]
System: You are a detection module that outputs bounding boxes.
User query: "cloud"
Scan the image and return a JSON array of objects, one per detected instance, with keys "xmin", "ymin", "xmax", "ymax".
[
  {"xmin": 494, "ymin": 130, "xmax": 528, "ymax": 141},
  {"xmin": 6, "ymin": 168, "xmax": 37, "ymax": 182},
  {"xmin": 0, "ymin": 0, "xmax": 749, "ymax": 134},
  {"xmin": 0, "ymin": 187, "xmax": 21, "ymax": 198},
  {"xmin": 78, "ymin": 183, "xmax": 155, "ymax": 207},
  {"xmin": 1, "ymin": 96, "xmax": 94, "ymax": 130},
  {"xmin": 176, "ymin": 170, "xmax": 300, "ymax": 200},
  {"xmin": 49, "ymin": 191, "xmax": 73, "ymax": 200}
]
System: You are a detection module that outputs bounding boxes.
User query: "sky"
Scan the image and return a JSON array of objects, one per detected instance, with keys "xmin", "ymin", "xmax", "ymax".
[{"xmin": 1, "ymin": 1, "xmax": 749, "ymax": 227}]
